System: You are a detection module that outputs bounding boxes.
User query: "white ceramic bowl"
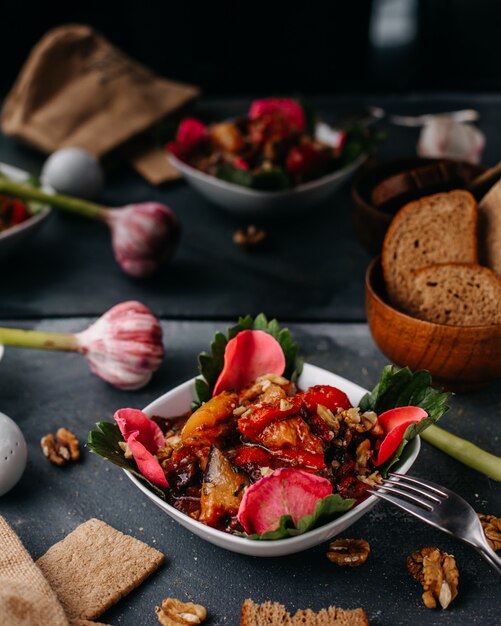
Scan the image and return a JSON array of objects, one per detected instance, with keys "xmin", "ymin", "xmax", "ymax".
[
  {"xmin": 125, "ymin": 363, "xmax": 420, "ymax": 556},
  {"xmin": 168, "ymin": 152, "xmax": 366, "ymax": 217},
  {"xmin": 0, "ymin": 163, "xmax": 51, "ymax": 259}
]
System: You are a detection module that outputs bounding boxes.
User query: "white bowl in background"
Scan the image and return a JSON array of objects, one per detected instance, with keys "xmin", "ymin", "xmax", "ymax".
[
  {"xmin": 125, "ymin": 363, "xmax": 420, "ymax": 557},
  {"xmin": 0, "ymin": 163, "xmax": 51, "ymax": 259},
  {"xmin": 168, "ymin": 152, "xmax": 366, "ymax": 217}
]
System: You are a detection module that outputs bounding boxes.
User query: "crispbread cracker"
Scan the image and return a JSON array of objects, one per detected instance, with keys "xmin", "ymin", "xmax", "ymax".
[
  {"xmin": 37, "ymin": 518, "xmax": 165, "ymax": 622},
  {"xmin": 240, "ymin": 599, "xmax": 369, "ymax": 626}
]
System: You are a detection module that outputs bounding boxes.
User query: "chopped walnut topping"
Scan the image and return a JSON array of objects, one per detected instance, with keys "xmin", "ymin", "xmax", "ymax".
[
  {"xmin": 155, "ymin": 597, "xmax": 207, "ymax": 626},
  {"xmin": 326, "ymin": 539, "xmax": 370, "ymax": 566},
  {"xmin": 233, "ymin": 225, "xmax": 267, "ymax": 249},
  {"xmin": 358, "ymin": 471, "xmax": 383, "ymax": 487},
  {"xmin": 280, "ymin": 398, "xmax": 292, "ymax": 411},
  {"xmin": 41, "ymin": 428, "xmax": 80, "ymax": 466},
  {"xmin": 317, "ymin": 404, "xmax": 340, "ymax": 431},
  {"xmin": 233, "ymin": 405, "xmax": 247, "ymax": 416},
  {"xmin": 478, "ymin": 514, "xmax": 501, "ymax": 551},
  {"xmin": 407, "ymin": 547, "xmax": 459, "ymax": 609},
  {"xmin": 119, "ymin": 441, "xmax": 134, "ymax": 459},
  {"xmin": 355, "ymin": 439, "xmax": 372, "ymax": 469},
  {"xmin": 258, "ymin": 374, "xmax": 289, "ymax": 386},
  {"xmin": 259, "ymin": 466, "xmax": 274, "ymax": 477},
  {"xmin": 361, "ymin": 411, "xmax": 384, "ymax": 435}
]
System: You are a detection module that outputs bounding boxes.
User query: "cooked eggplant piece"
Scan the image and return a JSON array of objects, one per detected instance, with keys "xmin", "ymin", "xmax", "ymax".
[{"xmin": 199, "ymin": 446, "xmax": 249, "ymax": 528}]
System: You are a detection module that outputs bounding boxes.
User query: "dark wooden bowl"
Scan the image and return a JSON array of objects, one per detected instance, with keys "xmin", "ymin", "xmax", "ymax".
[
  {"xmin": 365, "ymin": 257, "xmax": 501, "ymax": 391},
  {"xmin": 352, "ymin": 157, "xmax": 484, "ymax": 256}
]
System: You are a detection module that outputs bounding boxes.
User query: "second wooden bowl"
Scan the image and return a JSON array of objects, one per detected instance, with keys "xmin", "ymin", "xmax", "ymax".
[
  {"xmin": 365, "ymin": 258, "xmax": 501, "ymax": 391},
  {"xmin": 352, "ymin": 157, "xmax": 484, "ymax": 256}
]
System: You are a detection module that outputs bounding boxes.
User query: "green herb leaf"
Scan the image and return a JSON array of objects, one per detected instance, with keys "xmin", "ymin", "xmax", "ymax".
[
  {"xmin": 341, "ymin": 126, "xmax": 385, "ymax": 166},
  {"xmin": 252, "ymin": 167, "xmax": 292, "ymax": 191},
  {"xmin": 245, "ymin": 493, "xmax": 355, "ymax": 540},
  {"xmin": 216, "ymin": 163, "xmax": 254, "ymax": 187},
  {"xmin": 87, "ymin": 422, "xmax": 167, "ymax": 499},
  {"xmin": 195, "ymin": 314, "xmax": 303, "ymax": 405},
  {"xmin": 358, "ymin": 366, "xmax": 452, "ymax": 474}
]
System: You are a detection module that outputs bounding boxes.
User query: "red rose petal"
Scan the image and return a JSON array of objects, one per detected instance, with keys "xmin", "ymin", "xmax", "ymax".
[
  {"xmin": 249, "ymin": 98, "xmax": 306, "ymax": 132},
  {"xmin": 378, "ymin": 406, "xmax": 428, "ymax": 433},
  {"xmin": 114, "ymin": 408, "xmax": 165, "ymax": 453},
  {"xmin": 374, "ymin": 406, "xmax": 428, "ymax": 466},
  {"xmin": 126, "ymin": 432, "xmax": 169, "ymax": 487},
  {"xmin": 213, "ymin": 330, "xmax": 286, "ymax": 396},
  {"xmin": 176, "ymin": 117, "xmax": 207, "ymax": 151},
  {"xmin": 237, "ymin": 468, "xmax": 332, "ymax": 534}
]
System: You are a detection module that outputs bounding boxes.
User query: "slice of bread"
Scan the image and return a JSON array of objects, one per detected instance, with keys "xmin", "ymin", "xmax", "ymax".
[
  {"xmin": 479, "ymin": 179, "xmax": 501, "ymax": 276},
  {"xmin": 382, "ymin": 190, "xmax": 478, "ymax": 311},
  {"xmin": 240, "ymin": 599, "xmax": 369, "ymax": 626},
  {"xmin": 406, "ymin": 263, "xmax": 501, "ymax": 325}
]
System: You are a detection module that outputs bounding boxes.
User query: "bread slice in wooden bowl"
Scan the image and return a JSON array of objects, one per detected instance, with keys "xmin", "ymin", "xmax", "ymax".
[
  {"xmin": 406, "ymin": 263, "xmax": 501, "ymax": 325},
  {"xmin": 382, "ymin": 190, "xmax": 478, "ymax": 311}
]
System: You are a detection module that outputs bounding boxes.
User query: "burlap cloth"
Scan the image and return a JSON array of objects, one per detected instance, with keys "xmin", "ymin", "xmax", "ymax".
[
  {"xmin": 0, "ymin": 516, "xmax": 165, "ymax": 625},
  {"xmin": 1, "ymin": 24, "xmax": 200, "ymax": 185}
]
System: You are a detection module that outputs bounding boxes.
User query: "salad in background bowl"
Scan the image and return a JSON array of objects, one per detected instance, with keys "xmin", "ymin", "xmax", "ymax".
[
  {"xmin": 89, "ymin": 314, "xmax": 450, "ymax": 556},
  {"xmin": 166, "ymin": 99, "xmax": 379, "ymax": 216},
  {"xmin": 0, "ymin": 163, "xmax": 51, "ymax": 259}
]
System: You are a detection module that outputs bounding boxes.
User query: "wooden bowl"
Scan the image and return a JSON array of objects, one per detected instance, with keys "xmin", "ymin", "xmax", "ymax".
[
  {"xmin": 365, "ymin": 257, "xmax": 501, "ymax": 391},
  {"xmin": 352, "ymin": 157, "xmax": 484, "ymax": 256}
]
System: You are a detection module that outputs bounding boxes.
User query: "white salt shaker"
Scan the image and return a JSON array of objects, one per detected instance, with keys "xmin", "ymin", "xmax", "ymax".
[{"xmin": 0, "ymin": 412, "xmax": 28, "ymax": 496}]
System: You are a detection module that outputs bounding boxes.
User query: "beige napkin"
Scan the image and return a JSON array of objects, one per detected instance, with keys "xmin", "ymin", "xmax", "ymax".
[
  {"xmin": 1, "ymin": 24, "xmax": 199, "ymax": 184},
  {"xmin": 0, "ymin": 516, "xmax": 69, "ymax": 626}
]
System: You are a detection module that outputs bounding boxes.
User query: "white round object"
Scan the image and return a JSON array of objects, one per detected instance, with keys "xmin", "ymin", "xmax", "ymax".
[
  {"xmin": 0, "ymin": 412, "xmax": 28, "ymax": 496},
  {"xmin": 41, "ymin": 147, "xmax": 104, "ymax": 200}
]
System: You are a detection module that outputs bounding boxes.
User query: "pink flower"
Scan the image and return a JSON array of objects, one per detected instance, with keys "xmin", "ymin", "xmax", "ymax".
[
  {"xmin": 249, "ymin": 98, "xmax": 306, "ymax": 133},
  {"xmin": 417, "ymin": 117, "xmax": 485, "ymax": 164},
  {"xmin": 167, "ymin": 118, "xmax": 207, "ymax": 160},
  {"xmin": 76, "ymin": 301, "xmax": 164, "ymax": 390},
  {"xmin": 213, "ymin": 330, "xmax": 286, "ymax": 396},
  {"xmin": 374, "ymin": 406, "xmax": 428, "ymax": 466},
  {"xmin": 115, "ymin": 408, "xmax": 168, "ymax": 487},
  {"xmin": 238, "ymin": 468, "xmax": 332, "ymax": 534},
  {"xmin": 103, "ymin": 202, "xmax": 181, "ymax": 278}
]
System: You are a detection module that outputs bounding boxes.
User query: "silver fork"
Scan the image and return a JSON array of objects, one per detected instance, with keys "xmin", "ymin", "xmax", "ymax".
[{"xmin": 368, "ymin": 473, "xmax": 501, "ymax": 574}]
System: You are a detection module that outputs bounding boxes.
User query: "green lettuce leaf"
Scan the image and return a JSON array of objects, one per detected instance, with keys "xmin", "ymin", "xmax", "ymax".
[
  {"xmin": 245, "ymin": 493, "xmax": 355, "ymax": 541},
  {"xmin": 358, "ymin": 366, "xmax": 452, "ymax": 474},
  {"xmin": 87, "ymin": 422, "xmax": 167, "ymax": 499},
  {"xmin": 194, "ymin": 313, "xmax": 303, "ymax": 407}
]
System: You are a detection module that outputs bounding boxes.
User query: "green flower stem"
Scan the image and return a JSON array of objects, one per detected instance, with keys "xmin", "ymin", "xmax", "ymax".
[
  {"xmin": 0, "ymin": 327, "xmax": 80, "ymax": 352},
  {"xmin": 0, "ymin": 179, "xmax": 106, "ymax": 221},
  {"xmin": 421, "ymin": 425, "xmax": 501, "ymax": 481}
]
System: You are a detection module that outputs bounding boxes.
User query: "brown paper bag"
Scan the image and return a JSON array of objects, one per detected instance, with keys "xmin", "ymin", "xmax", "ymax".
[{"xmin": 1, "ymin": 24, "xmax": 200, "ymax": 184}]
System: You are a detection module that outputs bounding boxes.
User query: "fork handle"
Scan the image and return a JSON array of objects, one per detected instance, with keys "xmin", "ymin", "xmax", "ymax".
[{"xmin": 476, "ymin": 545, "xmax": 501, "ymax": 575}]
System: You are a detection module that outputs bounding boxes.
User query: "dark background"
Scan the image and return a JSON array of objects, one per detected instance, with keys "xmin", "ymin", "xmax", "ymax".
[{"xmin": 2, "ymin": 0, "xmax": 501, "ymax": 96}]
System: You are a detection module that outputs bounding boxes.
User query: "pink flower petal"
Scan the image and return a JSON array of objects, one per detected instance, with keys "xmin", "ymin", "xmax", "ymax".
[
  {"xmin": 378, "ymin": 406, "xmax": 428, "ymax": 433},
  {"xmin": 374, "ymin": 406, "xmax": 428, "ymax": 466},
  {"xmin": 126, "ymin": 432, "xmax": 169, "ymax": 487},
  {"xmin": 176, "ymin": 117, "xmax": 207, "ymax": 152},
  {"xmin": 249, "ymin": 98, "xmax": 306, "ymax": 132},
  {"xmin": 238, "ymin": 468, "xmax": 332, "ymax": 534},
  {"xmin": 114, "ymin": 408, "xmax": 165, "ymax": 453},
  {"xmin": 213, "ymin": 330, "xmax": 286, "ymax": 396}
]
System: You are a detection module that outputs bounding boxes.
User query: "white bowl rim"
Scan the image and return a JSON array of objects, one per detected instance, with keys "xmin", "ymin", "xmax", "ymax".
[
  {"xmin": 124, "ymin": 363, "xmax": 420, "ymax": 552},
  {"xmin": 0, "ymin": 162, "xmax": 51, "ymax": 242},
  {"xmin": 168, "ymin": 151, "xmax": 366, "ymax": 198}
]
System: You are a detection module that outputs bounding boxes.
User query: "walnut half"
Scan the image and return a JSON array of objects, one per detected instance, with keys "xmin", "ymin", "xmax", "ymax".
[
  {"xmin": 41, "ymin": 428, "xmax": 80, "ymax": 466},
  {"xmin": 326, "ymin": 538, "xmax": 370, "ymax": 566},
  {"xmin": 407, "ymin": 546, "xmax": 459, "ymax": 609},
  {"xmin": 155, "ymin": 597, "xmax": 207, "ymax": 626},
  {"xmin": 478, "ymin": 514, "xmax": 501, "ymax": 552}
]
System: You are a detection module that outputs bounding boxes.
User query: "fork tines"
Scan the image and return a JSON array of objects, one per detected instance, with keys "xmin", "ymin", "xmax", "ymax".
[{"xmin": 369, "ymin": 472, "xmax": 448, "ymax": 512}]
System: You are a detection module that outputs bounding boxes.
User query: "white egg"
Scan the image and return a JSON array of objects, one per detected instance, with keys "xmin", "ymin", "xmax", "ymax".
[
  {"xmin": 41, "ymin": 147, "xmax": 104, "ymax": 200},
  {"xmin": 0, "ymin": 412, "xmax": 28, "ymax": 496}
]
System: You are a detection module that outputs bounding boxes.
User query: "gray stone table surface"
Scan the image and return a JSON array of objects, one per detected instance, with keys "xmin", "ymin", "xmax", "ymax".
[
  {"xmin": 0, "ymin": 320, "xmax": 499, "ymax": 626},
  {"xmin": 2, "ymin": 93, "xmax": 501, "ymax": 320}
]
